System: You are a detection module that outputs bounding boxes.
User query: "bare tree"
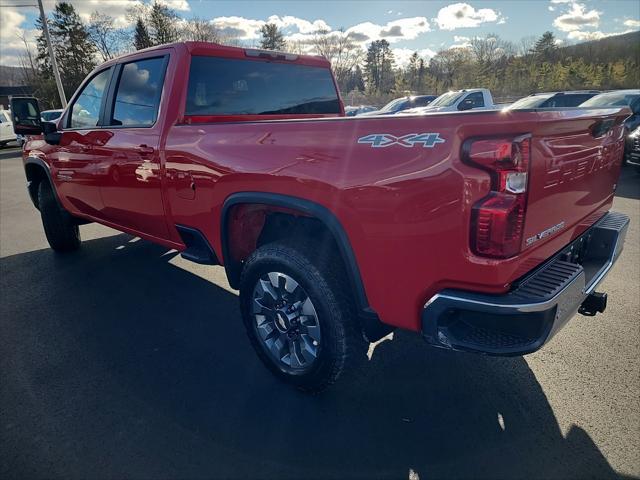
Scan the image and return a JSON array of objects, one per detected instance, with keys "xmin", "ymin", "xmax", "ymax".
[
  {"xmin": 311, "ymin": 29, "xmax": 363, "ymax": 85},
  {"xmin": 18, "ymin": 32, "xmax": 38, "ymax": 86},
  {"xmin": 88, "ymin": 11, "xmax": 127, "ymax": 61},
  {"xmin": 179, "ymin": 17, "xmax": 221, "ymax": 43},
  {"xmin": 429, "ymin": 47, "xmax": 473, "ymax": 90},
  {"xmin": 470, "ymin": 33, "xmax": 514, "ymax": 66},
  {"xmin": 518, "ymin": 35, "xmax": 537, "ymax": 56}
]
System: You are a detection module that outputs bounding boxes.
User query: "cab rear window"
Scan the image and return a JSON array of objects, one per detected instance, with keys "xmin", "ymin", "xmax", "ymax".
[{"xmin": 186, "ymin": 56, "xmax": 340, "ymax": 116}]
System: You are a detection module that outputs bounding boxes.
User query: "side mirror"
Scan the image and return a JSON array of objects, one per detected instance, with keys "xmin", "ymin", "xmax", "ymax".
[
  {"xmin": 458, "ymin": 100, "xmax": 474, "ymax": 111},
  {"xmin": 10, "ymin": 97, "xmax": 42, "ymax": 135},
  {"xmin": 42, "ymin": 121, "xmax": 62, "ymax": 145}
]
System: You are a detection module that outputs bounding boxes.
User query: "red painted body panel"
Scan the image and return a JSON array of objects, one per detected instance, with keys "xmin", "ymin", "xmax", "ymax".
[
  {"xmin": 22, "ymin": 42, "xmax": 628, "ymax": 332},
  {"xmin": 162, "ymin": 108, "xmax": 626, "ymax": 331}
]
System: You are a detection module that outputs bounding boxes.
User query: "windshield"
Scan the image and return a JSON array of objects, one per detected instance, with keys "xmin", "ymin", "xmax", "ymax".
[
  {"xmin": 429, "ymin": 91, "xmax": 464, "ymax": 107},
  {"xmin": 580, "ymin": 91, "xmax": 640, "ymax": 108},
  {"xmin": 507, "ymin": 95, "xmax": 553, "ymax": 109},
  {"xmin": 379, "ymin": 98, "xmax": 407, "ymax": 113}
]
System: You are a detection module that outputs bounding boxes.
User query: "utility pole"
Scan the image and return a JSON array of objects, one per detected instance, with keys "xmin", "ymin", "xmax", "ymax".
[{"xmin": 37, "ymin": 0, "xmax": 66, "ymax": 107}]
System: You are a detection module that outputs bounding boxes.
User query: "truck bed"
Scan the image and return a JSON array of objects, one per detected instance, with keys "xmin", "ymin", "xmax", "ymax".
[{"xmin": 163, "ymin": 107, "xmax": 628, "ymax": 330}]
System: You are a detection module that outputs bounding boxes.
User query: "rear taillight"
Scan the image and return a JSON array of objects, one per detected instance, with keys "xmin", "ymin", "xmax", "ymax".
[{"xmin": 464, "ymin": 135, "xmax": 531, "ymax": 258}]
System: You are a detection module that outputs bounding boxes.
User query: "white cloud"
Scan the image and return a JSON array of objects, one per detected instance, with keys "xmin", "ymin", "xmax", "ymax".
[
  {"xmin": 623, "ymin": 19, "xmax": 640, "ymax": 28},
  {"xmin": 0, "ymin": 0, "xmax": 194, "ymax": 66},
  {"xmin": 160, "ymin": 0, "xmax": 190, "ymax": 10},
  {"xmin": 553, "ymin": 2, "xmax": 600, "ymax": 32},
  {"xmin": 210, "ymin": 16, "xmax": 265, "ymax": 40},
  {"xmin": 392, "ymin": 47, "xmax": 437, "ymax": 67},
  {"xmin": 210, "ymin": 14, "xmax": 331, "ymax": 42},
  {"xmin": 0, "ymin": 8, "xmax": 36, "ymax": 66},
  {"xmin": 548, "ymin": 6, "xmax": 555, "ymax": 12},
  {"xmin": 346, "ymin": 17, "xmax": 430, "ymax": 44},
  {"xmin": 434, "ymin": 3, "xmax": 504, "ymax": 30},
  {"xmin": 267, "ymin": 15, "xmax": 330, "ymax": 34}
]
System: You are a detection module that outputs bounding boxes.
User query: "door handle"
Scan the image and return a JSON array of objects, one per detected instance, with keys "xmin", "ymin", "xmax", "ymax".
[{"xmin": 136, "ymin": 144, "xmax": 155, "ymax": 155}]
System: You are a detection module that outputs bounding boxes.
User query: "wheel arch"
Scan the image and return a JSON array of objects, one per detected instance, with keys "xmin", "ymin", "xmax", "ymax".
[
  {"xmin": 221, "ymin": 192, "xmax": 390, "ymax": 340},
  {"xmin": 24, "ymin": 157, "xmax": 55, "ymax": 210}
]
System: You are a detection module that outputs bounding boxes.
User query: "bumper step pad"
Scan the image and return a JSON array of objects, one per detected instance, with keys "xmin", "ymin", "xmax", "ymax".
[{"xmin": 422, "ymin": 211, "xmax": 629, "ymax": 356}]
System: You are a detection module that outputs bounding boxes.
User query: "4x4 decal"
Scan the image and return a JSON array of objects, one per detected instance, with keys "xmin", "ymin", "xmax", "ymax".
[{"xmin": 358, "ymin": 133, "xmax": 446, "ymax": 148}]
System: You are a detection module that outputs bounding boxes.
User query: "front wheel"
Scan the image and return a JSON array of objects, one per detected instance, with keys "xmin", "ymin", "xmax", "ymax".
[
  {"xmin": 239, "ymin": 241, "xmax": 366, "ymax": 393},
  {"xmin": 38, "ymin": 180, "xmax": 81, "ymax": 252}
]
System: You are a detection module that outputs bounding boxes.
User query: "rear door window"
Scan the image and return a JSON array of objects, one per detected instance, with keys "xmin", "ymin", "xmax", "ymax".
[
  {"xmin": 186, "ymin": 56, "xmax": 340, "ymax": 115},
  {"xmin": 465, "ymin": 92, "xmax": 485, "ymax": 108},
  {"xmin": 110, "ymin": 57, "xmax": 167, "ymax": 127}
]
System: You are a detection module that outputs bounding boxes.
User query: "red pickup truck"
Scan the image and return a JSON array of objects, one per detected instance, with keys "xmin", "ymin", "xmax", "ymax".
[{"xmin": 11, "ymin": 42, "xmax": 630, "ymax": 392}]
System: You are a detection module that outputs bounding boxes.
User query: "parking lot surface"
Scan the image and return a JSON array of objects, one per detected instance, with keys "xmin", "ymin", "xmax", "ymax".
[{"xmin": 1, "ymin": 147, "xmax": 639, "ymax": 479}]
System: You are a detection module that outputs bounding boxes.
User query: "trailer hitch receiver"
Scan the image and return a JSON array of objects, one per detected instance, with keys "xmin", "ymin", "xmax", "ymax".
[{"xmin": 579, "ymin": 291, "xmax": 607, "ymax": 316}]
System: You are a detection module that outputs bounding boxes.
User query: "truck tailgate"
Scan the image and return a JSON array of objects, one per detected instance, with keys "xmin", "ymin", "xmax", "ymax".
[{"xmin": 522, "ymin": 108, "xmax": 628, "ymax": 252}]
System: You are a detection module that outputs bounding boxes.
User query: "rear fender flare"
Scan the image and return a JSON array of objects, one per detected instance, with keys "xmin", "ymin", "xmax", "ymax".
[{"xmin": 220, "ymin": 192, "xmax": 386, "ymax": 337}]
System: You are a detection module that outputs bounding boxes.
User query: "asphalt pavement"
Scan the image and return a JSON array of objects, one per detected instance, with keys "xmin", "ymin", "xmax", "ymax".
[{"xmin": 1, "ymin": 147, "xmax": 639, "ymax": 479}]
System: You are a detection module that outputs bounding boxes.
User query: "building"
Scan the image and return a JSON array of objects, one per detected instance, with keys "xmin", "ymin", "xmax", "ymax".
[{"xmin": 0, "ymin": 86, "xmax": 34, "ymax": 110}]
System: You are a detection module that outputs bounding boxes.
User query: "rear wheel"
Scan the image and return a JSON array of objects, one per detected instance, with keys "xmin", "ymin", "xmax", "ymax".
[
  {"xmin": 38, "ymin": 180, "xmax": 81, "ymax": 252},
  {"xmin": 239, "ymin": 241, "xmax": 366, "ymax": 393}
]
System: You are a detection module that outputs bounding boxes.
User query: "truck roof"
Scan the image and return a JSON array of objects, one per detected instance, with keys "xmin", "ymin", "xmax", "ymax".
[{"xmin": 102, "ymin": 41, "xmax": 331, "ymax": 69}]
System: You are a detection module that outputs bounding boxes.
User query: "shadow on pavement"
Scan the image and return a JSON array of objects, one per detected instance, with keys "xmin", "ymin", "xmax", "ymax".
[
  {"xmin": 0, "ymin": 147, "xmax": 21, "ymax": 161},
  {"xmin": 0, "ymin": 234, "xmax": 627, "ymax": 480}
]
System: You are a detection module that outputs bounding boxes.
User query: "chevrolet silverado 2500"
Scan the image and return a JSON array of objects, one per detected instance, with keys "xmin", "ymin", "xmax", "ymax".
[{"xmin": 11, "ymin": 42, "xmax": 630, "ymax": 392}]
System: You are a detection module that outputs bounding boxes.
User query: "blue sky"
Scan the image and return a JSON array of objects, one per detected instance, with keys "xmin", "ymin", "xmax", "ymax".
[{"xmin": 1, "ymin": 0, "xmax": 639, "ymax": 66}]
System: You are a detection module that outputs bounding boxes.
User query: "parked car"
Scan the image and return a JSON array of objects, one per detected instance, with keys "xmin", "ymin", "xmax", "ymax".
[
  {"xmin": 400, "ymin": 88, "xmax": 498, "ymax": 114},
  {"xmin": 0, "ymin": 109, "xmax": 17, "ymax": 147},
  {"xmin": 506, "ymin": 91, "xmax": 600, "ymax": 109},
  {"xmin": 345, "ymin": 105, "xmax": 377, "ymax": 117},
  {"xmin": 11, "ymin": 41, "xmax": 630, "ymax": 392},
  {"xmin": 40, "ymin": 109, "xmax": 64, "ymax": 122},
  {"xmin": 582, "ymin": 90, "xmax": 640, "ymax": 163},
  {"xmin": 625, "ymin": 126, "xmax": 640, "ymax": 167},
  {"xmin": 580, "ymin": 90, "xmax": 640, "ymax": 131},
  {"xmin": 358, "ymin": 95, "xmax": 437, "ymax": 116}
]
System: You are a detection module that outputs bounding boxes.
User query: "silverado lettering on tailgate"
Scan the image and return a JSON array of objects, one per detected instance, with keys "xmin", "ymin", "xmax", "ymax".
[
  {"xmin": 358, "ymin": 133, "xmax": 445, "ymax": 148},
  {"xmin": 543, "ymin": 143, "xmax": 622, "ymax": 189}
]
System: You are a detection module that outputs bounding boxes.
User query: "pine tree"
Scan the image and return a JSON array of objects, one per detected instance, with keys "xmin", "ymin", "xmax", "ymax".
[
  {"xmin": 149, "ymin": 1, "xmax": 178, "ymax": 45},
  {"xmin": 407, "ymin": 52, "xmax": 420, "ymax": 91},
  {"xmin": 532, "ymin": 31, "xmax": 558, "ymax": 62},
  {"xmin": 259, "ymin": 23, "xmax": 286, "ymax": 51},
  {"xmin": 36, "ymin": 2, "xmax": 96, "ymax": 102},
  {"xmin": 364, "ymin": 40, "xmax": 395, "ymax": 94},
  {"xmin": 134, "ymin": 17, "xmax": 152, "ymax": 50}
]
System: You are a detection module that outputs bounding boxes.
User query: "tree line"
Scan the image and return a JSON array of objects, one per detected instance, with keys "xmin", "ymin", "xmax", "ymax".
[{"xmin": 18, "ymin": 1, "xmax": 640, "ymax": 109}]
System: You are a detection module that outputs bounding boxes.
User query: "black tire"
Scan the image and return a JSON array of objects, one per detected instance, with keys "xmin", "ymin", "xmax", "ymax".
[
  {"xmin": 239, "ymin": 240, "xmax": 367, "ymax": 393},
  {"xmin": 37, "ymin": 180, "xmax": 81, "ymax": 252}
]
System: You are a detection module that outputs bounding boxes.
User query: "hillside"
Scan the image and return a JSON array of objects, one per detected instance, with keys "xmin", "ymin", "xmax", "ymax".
[
  {"xmin": 0, "ymin": 66, "xmax": 25, "ymax": 86},
  {"xmin": 559, "ymin": 31, "xmax": 640, "ymax": 64}
]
